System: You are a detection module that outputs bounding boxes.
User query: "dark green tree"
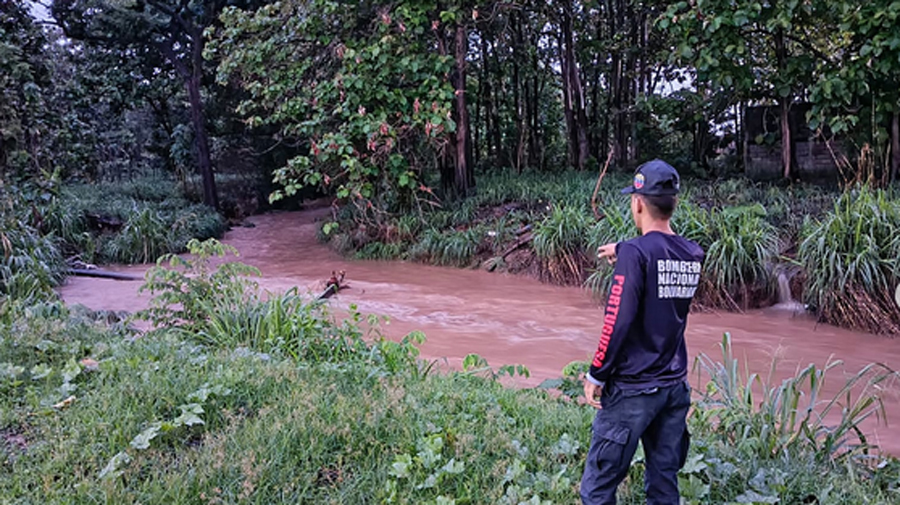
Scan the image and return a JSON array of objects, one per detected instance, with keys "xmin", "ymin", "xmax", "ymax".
[{"xmin": 53, "ymin": 0, "xmax": 268, "ymax": 208}]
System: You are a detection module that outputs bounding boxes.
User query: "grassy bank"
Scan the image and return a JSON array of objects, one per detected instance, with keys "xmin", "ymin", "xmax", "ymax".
[
  {"xmin": 319, "ymin": 171, "xmax": 900, "ymax": 334},
  {"xmin": 1, "ymin": 174, "xmax": 225, "ymax": 302},
  {"xmin": 54, "ymin": 175, "xmax": 226, "ymax": 265},
  {"xmin": 1, "ymin": 240, "xmax": 899, "ymax": 503}
]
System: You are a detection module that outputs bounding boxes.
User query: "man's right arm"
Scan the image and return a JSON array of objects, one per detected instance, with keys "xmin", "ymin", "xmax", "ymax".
[{"xmin": 586, "ymin": 243, "xmax": 644, "ymax": 386}]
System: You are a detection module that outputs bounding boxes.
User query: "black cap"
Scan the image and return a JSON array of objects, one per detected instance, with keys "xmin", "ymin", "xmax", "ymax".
[{"xmin": 621, "ymin": 159, "xmax": 681, "ymax": 196}]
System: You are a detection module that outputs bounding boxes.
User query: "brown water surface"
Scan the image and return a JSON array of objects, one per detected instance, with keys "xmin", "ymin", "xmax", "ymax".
[{"xmin": 58, "ymin": 208, "xmax": 900, "ymax": 455}]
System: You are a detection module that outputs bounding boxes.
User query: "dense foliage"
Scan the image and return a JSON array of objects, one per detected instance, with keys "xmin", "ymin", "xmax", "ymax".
[{"xmin": 211, "ymin": 0, "xmax": 457, "ymax": 220}]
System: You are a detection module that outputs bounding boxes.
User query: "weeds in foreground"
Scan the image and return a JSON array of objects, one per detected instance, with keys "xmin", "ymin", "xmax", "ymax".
[
  {"xmin": 3, "ymin": 240, "xmax": 900, "ymax": 503},
  {"xmin": 693, "ymin": 333, "xmax": 898, "ymax": 462},
  {"xmin": 3, "ymin": 295, "xmax": 899, "ymax": 503}
]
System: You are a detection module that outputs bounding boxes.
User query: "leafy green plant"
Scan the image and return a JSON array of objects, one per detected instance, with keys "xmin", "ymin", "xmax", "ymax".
[
  {"xmin": 0, "ymin": 185, "xmax": 66, "ymax": 302},
  {"xmin": 137, "ymin": 238, "xmax": 261, "ymax": 333}
]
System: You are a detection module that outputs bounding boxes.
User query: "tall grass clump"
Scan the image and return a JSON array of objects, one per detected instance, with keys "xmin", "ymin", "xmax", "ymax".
[
  {"xmin": 675, "ymin": 202, "xmax": 780, "ymax": 310},
  {"xmin": 670, "ymin": 334, "xmax": 900, "ymax": 505},
  {"xmin": 411, "ymin": 228, "xmax": 482, "ymax": 267},
  {"xmin": 798, "ymin": 186, "xmax": 900, "ymax": 334},
  {"xmin": 694, "ymin": 333, "xmax": 897, "ymax": 461},
  {"xmin": 584, "ymin": 202, "xmax": 636, "ymax": 297},
  {"xmin": 533, "ymin": 205, "xmax": 593, "ymax": 285}
]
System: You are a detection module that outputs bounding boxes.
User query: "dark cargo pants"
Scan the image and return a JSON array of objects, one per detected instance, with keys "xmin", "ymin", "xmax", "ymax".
[{"xmin": 580, "ymin": 380, "xmax": 691, "ymax": 505}]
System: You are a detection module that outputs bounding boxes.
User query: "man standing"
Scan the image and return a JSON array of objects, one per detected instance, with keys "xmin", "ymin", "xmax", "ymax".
[{"xmin": 580, "ymin": 159, "xmax": 705, "ymax": 505}]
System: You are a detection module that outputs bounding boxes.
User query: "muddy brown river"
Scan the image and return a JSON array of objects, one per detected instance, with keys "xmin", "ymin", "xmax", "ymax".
[{"xmin": 58, "ymin": 208, "xmax": 900, "ymax": 456}]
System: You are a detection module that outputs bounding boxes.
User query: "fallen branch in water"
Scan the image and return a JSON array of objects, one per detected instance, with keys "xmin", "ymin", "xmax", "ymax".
[{"xmin": 316, "ymin": 270, "xmax": 349, "ymax": 300}]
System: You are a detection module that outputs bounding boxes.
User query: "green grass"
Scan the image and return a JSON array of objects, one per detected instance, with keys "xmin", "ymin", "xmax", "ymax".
[
  {"xmin": 675, "ymin": 202, "xmax": 781, "ymax": 310},
  {"xmin": 1, "ymin": 248, "xmax": 899, "ymax": 504}
]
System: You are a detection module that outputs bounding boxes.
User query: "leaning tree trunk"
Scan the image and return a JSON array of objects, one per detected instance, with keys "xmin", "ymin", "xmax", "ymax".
[
  {"xmin": 170, "ymin": 28, "xmax": 216, "ymax": 210},
  {"xmin": 778, "ymin": 97, "xmax": 793, "ymax": 180},
  {"xmin": 559, "ymin": 34, "xmax": 577, "ymax": 169}
]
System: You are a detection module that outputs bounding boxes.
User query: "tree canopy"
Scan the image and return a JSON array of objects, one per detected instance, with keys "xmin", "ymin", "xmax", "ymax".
[{"xmin": 2, "ymin": 0, "xmax": 899, "ymax": 214}]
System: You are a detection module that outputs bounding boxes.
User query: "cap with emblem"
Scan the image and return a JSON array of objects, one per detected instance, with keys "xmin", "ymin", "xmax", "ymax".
[{"xmin": 621, "ymin": 159, "xmax": 680, "ymax": 196}]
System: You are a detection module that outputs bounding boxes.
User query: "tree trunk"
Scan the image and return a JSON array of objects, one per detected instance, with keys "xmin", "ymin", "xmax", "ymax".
[
  {"xmin": 479, "ymin": 35, "xmax": 492, "ymax": 162},
  {"xmin": 561, "ymin": 2, "xmax": 590, "ymax": 170},
  {"xmin": 512, "ymin": 13, "xmax": 525, "ymax": 173},
  {"xmin": 559, "ymin": 33, "xmax": 576, "ymax": 168},
  {"xmin": 778, "ymin": 97, "xmax": 792, "ymax": 180},
  {"xmin": 453, "ymin": 23, "xmax": 473, "ymax": 195},
  {"xmin": 473, "ymin": 53, "xmax": 482, "ymax": 166},
  {"xmin": 775, "ymin": 29, "xmax": 793, "ymax": 180},
  {"xmin": 892, "ymin": 110, "xmax": 900, "ymax": 183},
  {"xmin": 488, "ymin": 36, "xmax": 502, "ymax": 166},
  {"xmin": 185, "ymin": 29, "xmax": 218, "ymax": 209}
]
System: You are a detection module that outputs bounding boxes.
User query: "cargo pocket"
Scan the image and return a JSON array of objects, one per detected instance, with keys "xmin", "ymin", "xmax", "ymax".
[{"xmin": 591, "ymin": 420, "xmax": 631, "ymax": 470}]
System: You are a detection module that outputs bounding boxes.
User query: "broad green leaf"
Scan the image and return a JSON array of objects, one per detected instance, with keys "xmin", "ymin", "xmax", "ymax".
[{"xmin": 130, "ymin": 423, "xmax": 162, "ymax": 450}]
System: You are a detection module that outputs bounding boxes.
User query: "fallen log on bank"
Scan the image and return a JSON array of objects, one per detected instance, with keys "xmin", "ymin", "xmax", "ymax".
[
  {"xmin": 501, "ymin": 233, "xmax": 534, "ymax": 259},
  {"xmin": 67, "ymin": 269, "xmax": 143, "ymax": 281}
]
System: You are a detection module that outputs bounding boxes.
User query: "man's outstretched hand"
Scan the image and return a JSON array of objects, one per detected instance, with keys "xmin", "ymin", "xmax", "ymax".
[
  {"xmin": 597, "ymin": 243, "xmax": 617, "ymax": 264},
  {"xmin": 583, "ymin": 379, "xmax": 602, "ymax": 409}
]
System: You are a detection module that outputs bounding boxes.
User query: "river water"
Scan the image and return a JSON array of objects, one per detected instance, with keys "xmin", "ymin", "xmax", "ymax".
[{"xmin": 58, "ymin": 207, "xmax": 900, "ymax": 455}]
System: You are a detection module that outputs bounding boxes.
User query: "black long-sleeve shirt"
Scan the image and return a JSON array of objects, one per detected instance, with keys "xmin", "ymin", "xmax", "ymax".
[{"xmin": 587, "ymin": 231, "xmax": 705, "ymax": 390}]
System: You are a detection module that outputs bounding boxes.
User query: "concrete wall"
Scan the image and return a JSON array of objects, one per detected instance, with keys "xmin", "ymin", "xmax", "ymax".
[
  {"xmin": 745, "ymin": 141, "xmax": 841, "ymax": 182},
  {"xmin": 743, "ymin": 103, "xmax": 841, "ymax": 182}
]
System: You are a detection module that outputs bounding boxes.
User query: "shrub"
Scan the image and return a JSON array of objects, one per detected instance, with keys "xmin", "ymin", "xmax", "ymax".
[
  {"xmin": 137, "ymin": 238, "xmax": 261, "ymax": 334},
  {"xmin": 101, "ymin": 208, "xmax": 171, "ymax": 264},
  {"xmin": 798, "ymin": 186, "xmax": 900, "ymax": 334}
]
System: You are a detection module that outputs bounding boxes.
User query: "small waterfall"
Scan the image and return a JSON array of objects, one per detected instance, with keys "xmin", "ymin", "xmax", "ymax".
[
  {"xmin": 776, "ymin": 271, "xmax": 793, "ymax": 304},
  {"xmin": 771, "ymin": 266, "xmax": 806, "ymax": 314}
]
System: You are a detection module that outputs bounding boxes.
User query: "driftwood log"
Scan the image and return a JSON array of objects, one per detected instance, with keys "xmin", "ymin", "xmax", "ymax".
[
  {"xmin": 316, "ymin": 270, "xmax": 348, "ymax": 300},
  {"xmin": 67, "ymin": 269, "xmax": 143, "ymax": 281}
]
